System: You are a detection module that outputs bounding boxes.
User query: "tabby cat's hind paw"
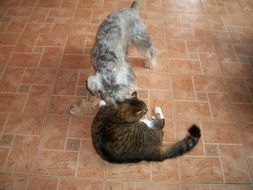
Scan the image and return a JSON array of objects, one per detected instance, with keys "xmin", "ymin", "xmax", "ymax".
[
  {"xmin": 154, "ymin": 106, "xmax": 164, "ymax": 119},
  {"xmin": 99, "ymin": 100, "xmax": 106, "ymax": 107}
]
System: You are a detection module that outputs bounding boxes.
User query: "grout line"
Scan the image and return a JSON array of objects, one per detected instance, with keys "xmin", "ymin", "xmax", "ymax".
[
  {"xmin": 74, "ymin": 69, "xmax": 81, "ymax": 96},
  {"xmin": 0, "ymin": 114, "xmax": 10, "ymax": 134},
  {"xmin": 2, "ymin": 135, "xmax": 16, "ymax": 172},
  {"xmin": 217, "ymin": 145, "xmax": 226, "ymax": 183},
  {"xmin": 29, "ymin": 114, "xmax": 48, "ymax": 175},
  {"xmin": 25, "ymin": 174, "xmax": 31, "ymax": 190},
  {"xmin": 56, "ymin": 178, "xmax": 60, "ymax": 190},
  {"xmin": 206, "ymin": 93, "xmax": 214, "ymax": 121},
  {"xmin": 74, "ymin": 138, "xmax": 81, "ymax": 177},
  {"xmin": 21, "ymin": 82, "xmax": 31, "ymax": 113},
  {"xmin": 191, "ymin": 75, "xmax": 197, "ymax": 101},
  {"xmin": 15, "ymin": 67, "xmax": 27, "ymax": 93},
  {"xmin": 236, "ymin": 123, "xmax": 253, "ymax": 183},
  {"xmin": 64, "ymin": 115, "xmax": 71, "ymax": 151}
]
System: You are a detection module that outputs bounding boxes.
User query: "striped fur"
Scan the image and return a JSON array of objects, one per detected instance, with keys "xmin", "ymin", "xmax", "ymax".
[{"xmin": 92, "ymin": 95, "xmax": 201, "ymax": 163}]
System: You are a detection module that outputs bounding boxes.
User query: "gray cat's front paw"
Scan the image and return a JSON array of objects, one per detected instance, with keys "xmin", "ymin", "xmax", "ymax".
[
  {"xmin": 145, "ymin": 59, "xmax": 156, "ymax": 69},
  {"xmin": 69, "ymin": 104, "xmax": 81, "ymax": 116},
  {"xmin": 154, "ymin": 106, "xmax": 164, "ymax": 119}
]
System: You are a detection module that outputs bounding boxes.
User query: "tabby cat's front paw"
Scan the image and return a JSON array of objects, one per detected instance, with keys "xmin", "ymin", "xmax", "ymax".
[
  {"xmin": 99, "ymin": 100, "xmax": 106, "ymax": 107},
  {"xmin": 154, "ymin": 107, "xmax": 164, "ymax": 119}
]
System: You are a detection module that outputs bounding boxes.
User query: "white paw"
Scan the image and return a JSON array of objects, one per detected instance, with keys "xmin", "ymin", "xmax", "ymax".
[
  {"xmin": 99, "ymin": 100, "xmax": 106, "ymax": 107},
  {"xmin": 154, "ymin": 106, "xmax": 164, "ymax": 119}
]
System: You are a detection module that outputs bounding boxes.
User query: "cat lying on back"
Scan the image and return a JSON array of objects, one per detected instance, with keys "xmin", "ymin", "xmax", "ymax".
[{"xmin": 92, "ymin": 92, "xmax": 201, "ymax": 163}]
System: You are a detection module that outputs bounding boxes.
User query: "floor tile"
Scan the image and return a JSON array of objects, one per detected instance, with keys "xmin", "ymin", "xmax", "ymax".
[
  {"xmin": 5, "ymin": 135, "xmax": 38, "ymax": 173},
  {"xmin": 24, "ymin": 85, "xmax": 51, "ymax": 113},
  {"xmin": 226, "ymin": 78, "xmax": 252, "ymax": 103},
  {"xmin": 239, "ymin": 123, "xmax": 253, "ymax": 157},
  {"xmin": 172, "ymin": 75, "xmax": 195, "ymax": 100},
  {"xmin": 0, "ymin": 67, "xmax": 25, "ymax": 93},
  {"xmin": 221, "ymin": 62, "xmax": 252, "ymax": 77},
  {"xmin": 15, "ymin": 33, "xmax": 38, "ymax": 53},
  {"xmin": 24, "ymin": 22, "xmax": 53, "ymax": 34},
  {"xmin": 68, "ymin": 116, "xmax": 93, "ymax": 138},
  {"xmin": 0, "ymin": 46, "xmax": 13, "ymax": 66},
  {"xmin": 193, "ymin": 76, "xmax": 227, "ymax": 92},
  {"xmin": 0, "ymin": 147, "xmax": 9, "ymax": 171},
  {"xmin": 66, "ymin": 138, "xmax": 80, "ymax": 151},
  {"xmin": 107, "ymin": 162, "xmax": 151, "ymax": 180},
  {"xmin": 23, "ymin": 68, "xmax": 56, "ymax": 85},
  {"xmin": 0, "ymin": 174, "xmax": 29, "ymax": 190},
  {"xmin": 53, "ymin": 70, "xmax": 78, "ymax": 95},
  {"xmin": 64, "ymin": 35, "xmax": 86, "ymax": 54},
  {"xmin": 34, "ymin": 150, "xmax": 78, "ymax": 176},
  {"xmin": 208, "ymin": 93, "xmax": 234, "ymax": 121},
  {"xmin": 233, "ymin": 103, "xmax": 253, "ymax": 122},
  {"xmin": 135, "ymin": 183, "xmax": 180, "ymax": 190},
  {"xmin": 77, "ymin": 140, "xmax": 105, "ymax": 178},
  {"xmin": 169, "ymin": 60, "xmax": 202, "ymax": 75},
  {"xmin": 175, "ymin": 101, "xmax": 211, "ymax": 120},
  {"xmin": 9, "ymin": 53, "xmax": 41, "ymax": 67},
  {"xmin": 28, "ymin": 176, "xmax": 58, "ymax": 190},
  {"xmin": 219, "ymin": 144, "xmax": 251, "ymax": 183},
  {"xmin": 151, "ymin": 159, "xmax": 179, "ymax": 181},
  {"xmin": 136, "ymin": 72, "xmax": 170, "ymax": 89},
  {"xmin": 205, "ymin": 144, "xmax": 219, "ymax": 157},
  {"xmin": 181, "ymin": 157, "xmax": 223, "ymax": 183},
  {"xmin": 105, "ymin": 181, "xmax": 135, "ymax": 190},
  {"xmin": 37, "ymin": 34, "xmax": 67, "ymax": 46},
  {"xmin": 58, "ymin": 179, "xmax": 104, "ymax": 190},
  {"xmin": 0, "ymin": 34, "xmax": 19, "ymax": 45},
  {"xmin": 40, "ymin": 47, "xmax": 63, "ymax": 68},
  {"xmin": 0, "ymin": 93, "xmax": 27, "ymax": 113},
  {"xmin": 0, "ymin": 134, "xmax": 14, "ymax": 146},
  {"xmin": 39, "ymin": 115, "xmax": 69, "ymax": 150},
  {"xmin": 211, "ymin": 184, "xmax": 253, "ymax": 190},
  {"xmin": 201, "ymin": 121, "xmax": 240, "ymax": 143},
  {"xmin": 167, "ymin": 40, "xmax": 187, "ymax": 59},
  {"xmin": 60, "ymin": 55, "xmax": 91, "ymax": 69},
  {"xmin": 4, "ymin": 114, "xmax": 44, "ymax": 135}
]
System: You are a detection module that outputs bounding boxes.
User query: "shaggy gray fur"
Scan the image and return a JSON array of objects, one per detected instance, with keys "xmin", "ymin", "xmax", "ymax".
[{"xmin": 87, "ymin": 0, "xmax": 156, "ymax": 106}]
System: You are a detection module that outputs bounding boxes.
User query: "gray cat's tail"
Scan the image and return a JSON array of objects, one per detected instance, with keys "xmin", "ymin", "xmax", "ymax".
[
  {"xmin": 148, "ymin": 125, "xmax": 201, "ymax": 161},
  {"xmin": 130, "ymin": 1, "xmax": 139, "ymax": 10}
]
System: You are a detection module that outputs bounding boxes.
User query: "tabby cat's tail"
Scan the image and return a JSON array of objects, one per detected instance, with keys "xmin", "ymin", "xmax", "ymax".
[{"xmin": 149, "ymin": 125, "xmax": 201, "ymax": 161}]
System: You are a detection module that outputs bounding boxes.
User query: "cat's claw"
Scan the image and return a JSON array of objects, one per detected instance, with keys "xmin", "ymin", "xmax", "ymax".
[
  {"xmin": 154, "ymin": 106, "xmax": 164, "ymax": 119},
  {"xmin": 99, "ymin": 100, "xmax": 106, "ymax": 107}
]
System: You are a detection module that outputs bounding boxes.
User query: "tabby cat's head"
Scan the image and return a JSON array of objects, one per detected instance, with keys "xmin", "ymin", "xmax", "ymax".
[{"xmin": 116, "ymin": 92, "xmax": 148, "ymax": 122}]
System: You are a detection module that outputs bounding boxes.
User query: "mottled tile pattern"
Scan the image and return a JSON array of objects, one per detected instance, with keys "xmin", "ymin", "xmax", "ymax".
[{"xmin": 0, "ymin": 0, "xmax": 252, "ymax": 188}]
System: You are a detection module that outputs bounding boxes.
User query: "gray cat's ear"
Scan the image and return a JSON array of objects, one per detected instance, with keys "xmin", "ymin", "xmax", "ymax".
[
  {"xmin": 87, "ymin": 74, "xmax": 102, "ymax": 96},
  {"xmin": 132, "ymin": 91, "xmax": 137, "ymax": 98}
]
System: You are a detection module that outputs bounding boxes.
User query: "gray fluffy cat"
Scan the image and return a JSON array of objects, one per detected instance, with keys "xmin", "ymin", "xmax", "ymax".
[{"xmin": 87, "ymin": 1, "xmax": 156, "ymax": 105}]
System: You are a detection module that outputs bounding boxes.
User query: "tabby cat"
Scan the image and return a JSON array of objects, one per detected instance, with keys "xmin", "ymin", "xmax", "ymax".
[{"xmin": 92, "ymin": 92, "xmax": 201, "ymax": 163}]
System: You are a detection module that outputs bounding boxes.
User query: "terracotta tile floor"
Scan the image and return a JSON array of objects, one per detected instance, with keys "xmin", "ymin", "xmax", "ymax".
[{"xmin": 0, "ymin": 0, "xmax": 253, "ymax": 189}]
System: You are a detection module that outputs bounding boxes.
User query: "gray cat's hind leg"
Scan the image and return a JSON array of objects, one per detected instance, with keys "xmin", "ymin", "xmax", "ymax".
[{"xmin": 132, "ymin": 31, "xmax": 156, "ymax": 69}]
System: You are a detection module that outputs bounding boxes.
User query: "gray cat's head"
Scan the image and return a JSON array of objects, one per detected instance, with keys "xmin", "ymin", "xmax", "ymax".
[{"xmin": 87, "ymin": 73, "xmax": 136, "ymax": 106}]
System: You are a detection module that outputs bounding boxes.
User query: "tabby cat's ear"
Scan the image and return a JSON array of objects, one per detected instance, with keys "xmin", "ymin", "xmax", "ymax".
[{"xmin": 132, "ymin": 91, "xmax": 137, "ymax": 98}]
